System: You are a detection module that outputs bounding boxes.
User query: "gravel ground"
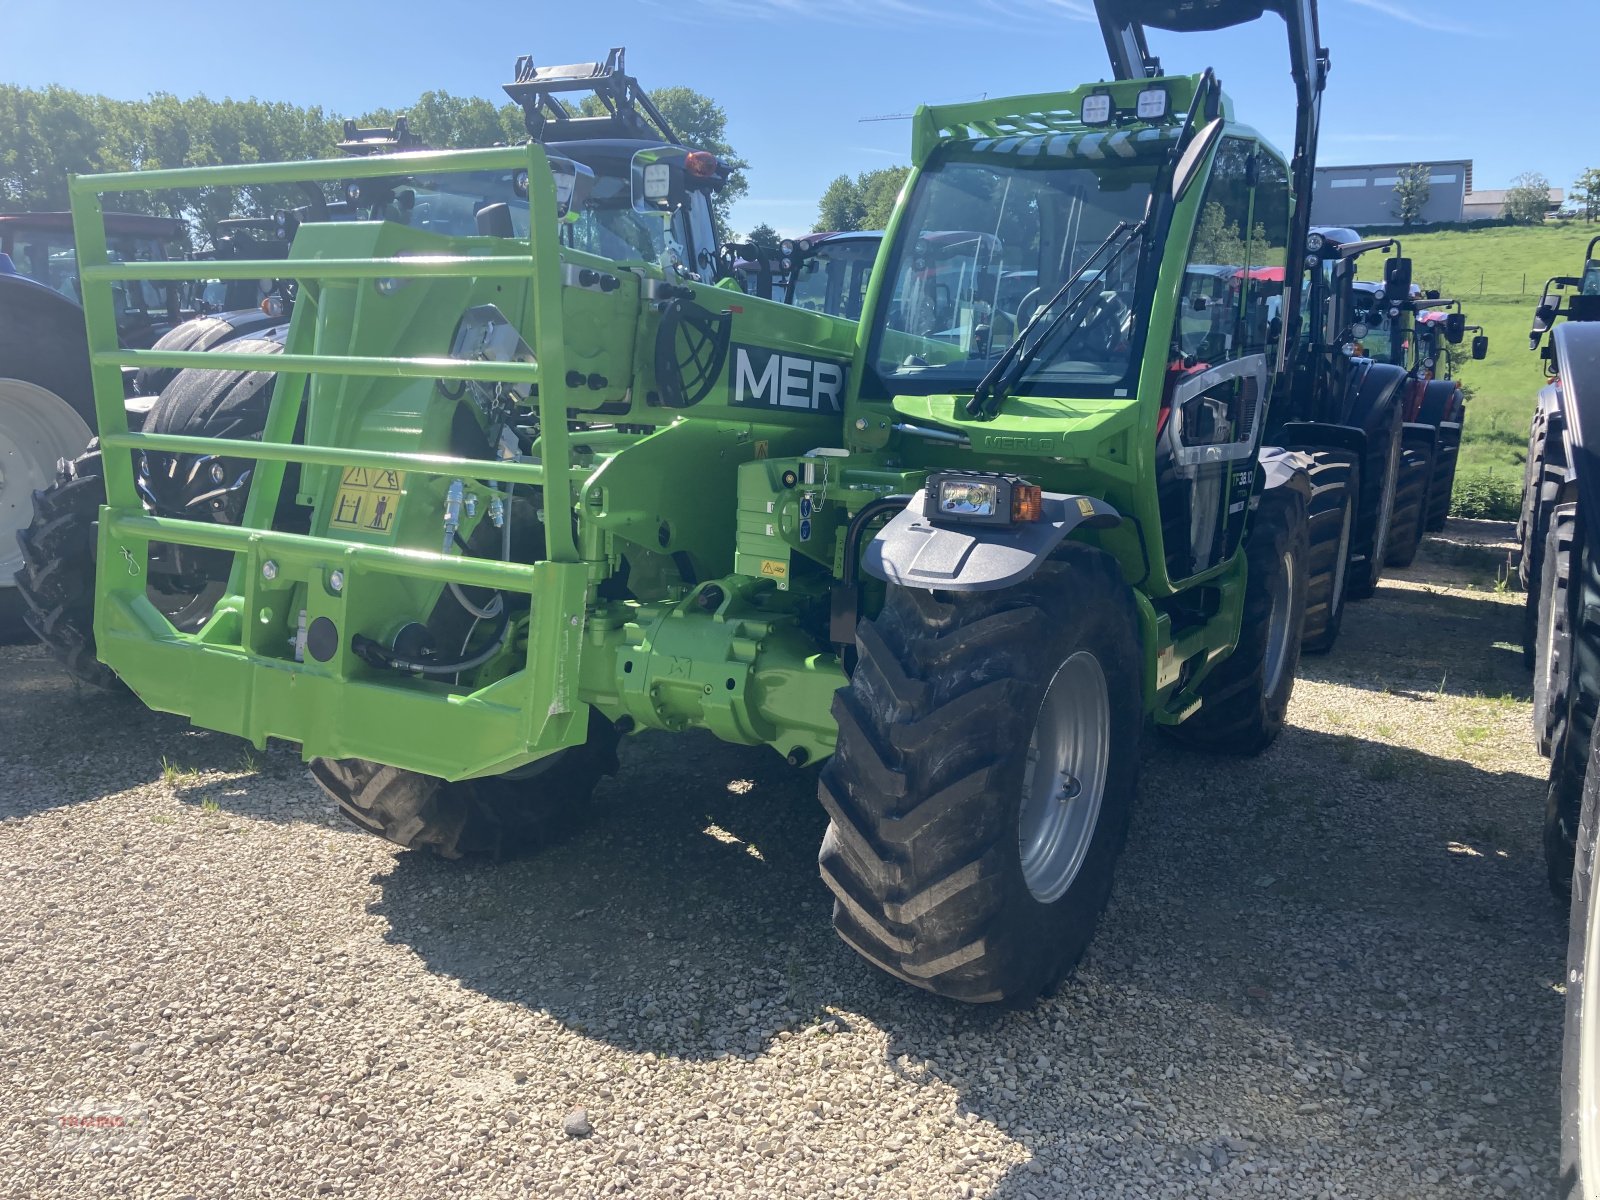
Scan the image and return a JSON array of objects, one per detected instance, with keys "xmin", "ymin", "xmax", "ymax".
[{"xmin": 0, "ymin": 520, "xmax": 1565, "ymax": 1199}]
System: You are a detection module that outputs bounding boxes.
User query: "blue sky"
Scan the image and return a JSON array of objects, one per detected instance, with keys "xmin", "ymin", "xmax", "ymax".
[{"xmin": 7, "ymin": 0, "xmax": 1594, "ymax": 237}]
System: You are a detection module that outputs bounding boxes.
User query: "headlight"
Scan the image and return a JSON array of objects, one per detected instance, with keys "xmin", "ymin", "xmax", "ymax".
[
  {"xmin": 344, "ymin": 180, "xmax": 363, "ymax": 204},
  {"xmin": 1080, "ymin": 92, "xmax": 1113, "ymax": 126},
  {"xmin": 924, "ymin": 472, "xmax": 1043, "ymax": 527},
  {"xmin": 1306, "ymin": 231, "xmax": 1326, "ymax": 253},
  {"xmin": 780, "ymin": 239, "xmax": 796, "ymax": 256},
  {"xmin": 1136, "ymin": 87, "xmax": 1168, "ymax": 120},
  {"xmin": 513, "ymin": 169, "xmax": 530, "ymax": 199}
]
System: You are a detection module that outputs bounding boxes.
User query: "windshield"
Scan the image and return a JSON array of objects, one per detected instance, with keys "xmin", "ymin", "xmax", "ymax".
[
  {"xmin": 867, "ymin": 147, "xmax": 1154, "ymax": 398},
  {"xmin": 793, "ymin": 238, "xmax": 880, "ymax": 320},
  {"xmin": 370, "ymin": 170, "xmax": 532, "ymax": 238},
  {"xmin": 9, "ymin": 231, "xmax": 173, "ymax": 327}
]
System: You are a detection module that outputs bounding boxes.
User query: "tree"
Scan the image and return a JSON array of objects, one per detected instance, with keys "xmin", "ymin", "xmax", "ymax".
[
  {"xmin": 1503, "ymin": 171, "xmax": 1554, "ymax": 225},
  {"xmin": 1191, "ymin": 202, "xmax": 1247, "ymax": 265},
  {"xmin": 814, "ymin": 166, "xmax": 910, "ymax": 232},
  {"xmin": 858, "ymin": 167, "xmax": 911, "ymax": 230},
  {"xmin": 816, "ymin": 174, "xmax": 866, "ymax": 232},
  {"xmin": 1572, "ymin": 168, "xmax": 1600, "ymax": 224},
  {"xmin": 746, "ymin": 223, "xmax": 781, "ymax": 256},
  {"xmin": 1391, "ymin": 163, "xmax": 1431, "ymax": 227}
]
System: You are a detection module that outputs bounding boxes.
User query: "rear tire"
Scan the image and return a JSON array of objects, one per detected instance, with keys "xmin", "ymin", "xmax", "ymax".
[
  {"xmin": 133, "ymin": 315, "xmax": 245, "ymax": 399},
  {"xmin": 1346, "ymin": 409, "xmax": 1403, "ymax": 601},
  {"xmin": 308, "ymin": 710, "xmax": 621, "ymax": 859},
  {"xmin": 817, "ymin": 547, "xmax": 1142, "ymax": 1005},
  {"xmin": 1560, "ymin": 729, "xmax": 1600, "ymax": 1196},
  {"xmin": 1537, "ymin": 505, "xmax": 1577, "ymax": 758},
  {"xmin": 1548, "ymin": 506, "xmax": 1600, "ymax": 903},
  {"xmin": 1298, "ymin": 450, "xmax": 1356, "ymax": 655},
  {"xmin": 0, "ymin": 286, "xmax": 97, "ymax": 643},
  {"xmin": 1523, "ymin": 410, "xmax": 1568, "ymax": 668},
  {"xmin": 1163, "ymin": 490, "xmax": 1307, "ymax": 756},
  {"xmin": 1383, "ymin": 431, "xmax": 1434, "ymax": 570},
  {"xmin": 1424, "ymin": 422, "xmax": 1460, "ymax": 532}
]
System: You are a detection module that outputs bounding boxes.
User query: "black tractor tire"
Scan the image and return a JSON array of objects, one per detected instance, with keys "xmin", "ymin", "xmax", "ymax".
[
  {"xmin": 1163, "ymin": 491, "xmax": 1308, "ymax": 756},
  {"xmin": 13, "ymin": 341, "xmax": 284, "ymax": 687},
  {"xmin": 1346, "ymin": 409, "xmax": 1403, "ymax": 602},
  {"xmin": 1547, "ymin": 506, "xmax": 1600, "ymax": 904},
  {"xmin": 133, "ymin": 315, "xmax": 244, "ymax": 399},
  {"xmin": 817, "ymin": 546, "xmax": 1142, "ymax": 1005},
  {"xmin": 1559, "ymin": 727, "xmax": 1600, "ymax": 1194},
  {"xmin": 308, "ymin": 710, "xmax": 621, "ymax": 859},
  {"xmin": 11, "ymin": 447, "xmax": 120, "ymax": 689},
  {"xmin": 1523, "ymin": 411, "xmax": 1568, "ymax": 668},
  {"xmin": 1, "ymin": 280, "xmax": 96, "ymax": 643},
  {"xmin": 1298, "ymin": 450, "xmax": 1357, "ymax": 656},
  {"xmin": 1424, "ymin": 424, "xmax": 1461, "ymax": 533},
  {"xmin": 1536, "ymin": 505, "xmax": 1577, "ymax": 758},
  {"xmin": 1383, "ymin": 433, "xmax": 1435, "ymax": 570}
]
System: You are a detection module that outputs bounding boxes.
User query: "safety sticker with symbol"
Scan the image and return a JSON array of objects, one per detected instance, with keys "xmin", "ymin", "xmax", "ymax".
[{"xmin": 330, "ymin": 467, "xmax": 406, "ymax": 533}]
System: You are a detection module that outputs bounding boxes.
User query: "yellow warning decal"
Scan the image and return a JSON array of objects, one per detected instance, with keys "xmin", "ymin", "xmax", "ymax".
[
  {"xmin": 330, "ymin": 467, "xmax": 406, "ymax": 533},
  {"xmin": 758, "ymin": 559, "xmax": 788, "ymax": 579},
  {"xmin": 1075, "ymin": 497, "xmax": 1095, "ymax": 517}
]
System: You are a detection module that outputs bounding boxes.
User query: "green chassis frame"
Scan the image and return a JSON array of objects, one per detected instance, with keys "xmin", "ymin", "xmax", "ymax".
[{"xmin": 74, "ymin": 80, "xmax": 1261, "ymax": 782}]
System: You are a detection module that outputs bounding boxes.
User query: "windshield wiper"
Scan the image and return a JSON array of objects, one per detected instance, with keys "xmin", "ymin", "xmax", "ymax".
[{"xmin": 968, "ymin": 219, "xmax": 1145, "ymax": 419}]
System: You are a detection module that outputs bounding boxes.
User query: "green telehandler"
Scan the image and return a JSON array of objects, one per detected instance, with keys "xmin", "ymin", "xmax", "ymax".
[{"xmin": 47, "ymin": 2, "xmax": 1332, "ymax": 1005}]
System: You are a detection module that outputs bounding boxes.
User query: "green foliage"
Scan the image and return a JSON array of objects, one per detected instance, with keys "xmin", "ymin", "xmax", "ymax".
[
  {"xmin": 813, "ymin": 166, "xmax": 909, "ymax": 232},
  {"xmin": 746, "ymin": 222, "xmax": 781, "ymax": 255},
  {"xmin": 1571, "ymin": 167, "xmax": 1600, "ymax": 223},
  {"xmin": 1449, "ymin": 470, "xmax": 1521, "ymax": 520},
  {"xmin": 1189, "ymin": 201, "xmax": 1268, "ymax": 267},
  {"xmin": 1, "ymin": 80, "xmax": 744, "ymax": 242},
  {"xmin": 1391, "ymin": 164, "xmax": 1431, "ymax": 227},
  {"xmin": 1502, "ymin": 171, "xmax": 1554, "ymax": 225}
]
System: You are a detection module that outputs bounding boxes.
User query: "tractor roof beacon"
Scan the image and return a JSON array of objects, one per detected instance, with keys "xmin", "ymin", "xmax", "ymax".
[
  {"xmin": 1517, "ymin": 234, "xmax": 1600, "ymax": 1197},
  {"xmin": 69, "ymin": 9, "xmax": 1322, "ymax": 1006}
]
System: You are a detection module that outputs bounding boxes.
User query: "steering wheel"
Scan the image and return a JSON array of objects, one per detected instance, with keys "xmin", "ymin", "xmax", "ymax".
[{"xmin": 1076, "ymin": 293, "xmax": 1130, "ymax": 360}]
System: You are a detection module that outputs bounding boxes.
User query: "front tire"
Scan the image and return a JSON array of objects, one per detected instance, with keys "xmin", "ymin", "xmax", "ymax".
[
  {"xmin": 817, "ymin": 547, "xmax": 1142, "ymax": 1005},
  {"xmin": 1299, "ymin": 450, "xmax": 1356, "ymax": 655},
  {"xmin": 1164, "ymin": 490, "xmax": 1307, "ymax": 756},
  {"xmin": 1383, "ymin": 430, "xmax": 1434, "ymax": 570},
  {"xmin": 1347, "ymin": 408, "xmax": 1403, "ymax": 601}
]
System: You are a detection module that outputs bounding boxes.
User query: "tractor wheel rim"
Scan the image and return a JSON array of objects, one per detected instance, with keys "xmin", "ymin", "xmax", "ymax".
[
  {"xmin": 0, "ymin": 378, "xmax": 94, "ymax": 586},
  {"xmin": 1264, "ymin": 547, "xmax": 1297, "ymax": 698},
  {"xmin": 1018, "ymin": 649, "xmax": 1110, "ymax": 904},
  {"xmin": 1582, "ymin": 858, "xmax": 1600, "ymax": 1193}
]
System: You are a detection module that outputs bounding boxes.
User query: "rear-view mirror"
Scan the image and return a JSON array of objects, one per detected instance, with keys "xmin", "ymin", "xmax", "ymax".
[
  {"xmin": 1444, "ymin": 312, "xmax": 1467, "ymax": 344},
  {"xmin": 547, "ymin": 155, "xmax": 596, "ymax": 219},
  {"xmin": 1473, "ymin": 334, "xmax": 1490, "ymax": 360},
  {"xmin": 1383, "ymin": 256, "xmax": 1413, "ymax": 303}
]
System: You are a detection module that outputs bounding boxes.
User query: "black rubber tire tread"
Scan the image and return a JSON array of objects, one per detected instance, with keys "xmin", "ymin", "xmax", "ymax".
[
  {"xmin": 1537, "ymin": 505, "xmax": 1577, "ymax": 758},
  {"xmin": 308, "ymin": 710, "xmax": 621, "ymax": 859},
  {"xmin": 1163, "ymin": 491, "xmax": 1308, "ymax": 756},
  {"xmin": 12, "ymin": 446, "xmax": 120, "ymax": 689},
  {"xmin": 1297, "ymin": 449, "xmax": 1357, "ymax": 656},
  {"xmin": 1346, "ymin": 407, "xmax": 1403, "ymax": 602},
  {"xmin": 1524, "ymin": 411, "xmax": 1569, "ymax": 667},
  {"xmin": 1558, "ymin": 724, "xmax": 1600, "ymax": 1195},
  {"xmin": 817, "ymin": 545, "xmax": 1143, "ymax": 1005},
  {"xmin": 1424, "ymin": 425, "xmax": 1460, "ymax": 533},
  {"xmin": 133, "ymin": 316, "xmax": 242, "ymax": 399},
  {"xmin": 0, "ymin": 281, "xmax": 95, "ymax": 642},
  {"xmin": 1383, "ymin": 432, "xmax": 1434, "ymax": 570},
  {"xmin": 1548, "ymin": 503, "xmax": 1600, "ymax": 904}
]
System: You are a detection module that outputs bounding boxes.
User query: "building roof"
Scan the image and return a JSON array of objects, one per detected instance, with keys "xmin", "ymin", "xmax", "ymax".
[{"xmin": 1463, "ymin": 188, "xmax": 1565, "ymax": 205}]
